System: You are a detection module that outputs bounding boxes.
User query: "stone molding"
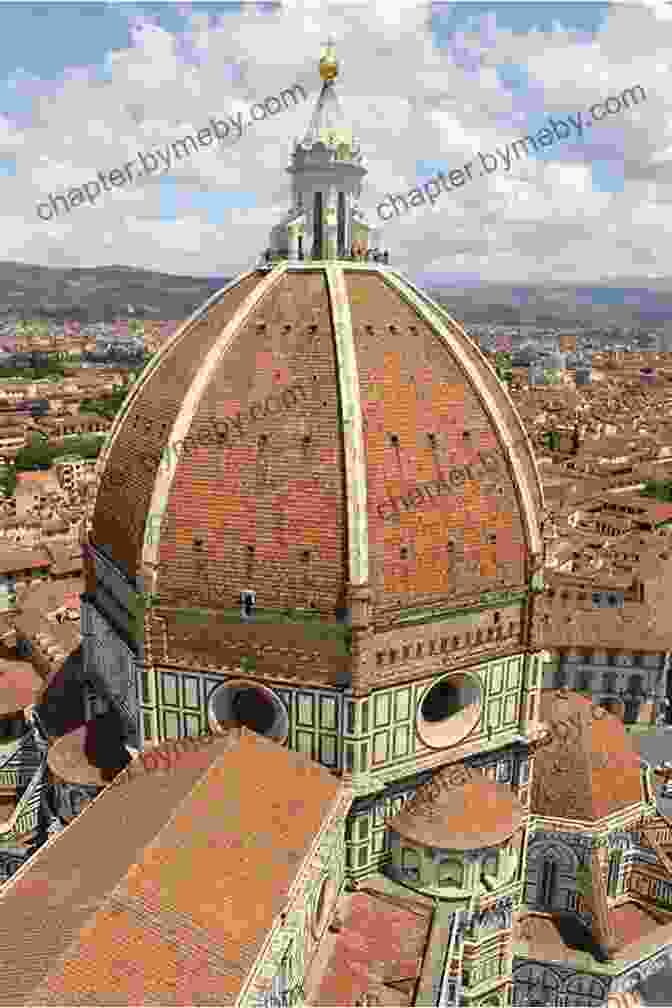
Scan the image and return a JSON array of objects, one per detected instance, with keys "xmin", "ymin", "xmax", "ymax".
[{"xmin": 610, "ymin": 948, "xmax": 672, "ymax": 992}]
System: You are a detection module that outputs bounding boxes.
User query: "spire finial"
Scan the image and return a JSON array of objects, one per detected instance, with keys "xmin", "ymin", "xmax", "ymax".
[{"xmin": 319, "ymin": 37, "xmax": 338, "ymax": 81}]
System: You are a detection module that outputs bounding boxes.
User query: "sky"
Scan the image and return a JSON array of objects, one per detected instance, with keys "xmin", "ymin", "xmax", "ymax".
[{"xmin": 0, "ymin": 1, "xmax": 668, "ymax": 286}]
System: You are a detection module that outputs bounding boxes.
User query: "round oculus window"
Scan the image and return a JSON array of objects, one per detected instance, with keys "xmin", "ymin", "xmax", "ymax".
[
  {"xmin": 208, "ymin": 680, "xmax": 289, "ymax": 743},
  {"xmin": 416, "ymin": 672, "xmax": 482, "ymax": 748}
]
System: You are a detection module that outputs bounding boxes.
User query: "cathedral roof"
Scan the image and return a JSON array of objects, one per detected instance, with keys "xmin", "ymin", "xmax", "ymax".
[
  {"xmin": 89, "ymin": 263, "xmax": 543, "ymax": 680},
  {"xmin": 385, "ymin": 762, "xmax": 525, "ymax": 850},
  {"xmin": 0, "ymin": 725, "xmax": 350, "ymax": 1006},
  {"xmin": 516, "ymin": 902, "xmax": 672, "ymax": 975},
  {"xmin": 531, "ymin": 689, "xmax": 644, "ymax": 822}
]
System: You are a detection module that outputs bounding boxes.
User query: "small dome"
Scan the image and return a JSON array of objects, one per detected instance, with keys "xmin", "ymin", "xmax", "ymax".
[
  {"xmin": 47, "ymin": 711, "xmax": 131, "ymax": 787},
  {"xmin": 386, "ymin": 763, "xmax": 525, "ymax": 850}
]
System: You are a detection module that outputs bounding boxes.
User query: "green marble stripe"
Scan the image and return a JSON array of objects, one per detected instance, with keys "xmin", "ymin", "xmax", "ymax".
[
  {"xmin": 325, "ymin": 264, "xmax": 369, "ymax": 586},
  {"xmin": 380, "ymin": 269, "xmax": 543, "ymax": 559},
  {"xmin": 393, "ymin": 591, "xmax": 528, "ymax": 628},
  {"xmin": 99, "ymin": 271, "xmax": 260, "ymax": 479},
  {"xmin": 142, "ymin": 264, "xmax": 290, "ymax": 568}
]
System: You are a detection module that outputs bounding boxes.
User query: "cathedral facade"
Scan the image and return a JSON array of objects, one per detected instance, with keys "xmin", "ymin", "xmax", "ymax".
[{"xmin": 66, "ymin": 43, "xmax": 672, "ymax": 1008}]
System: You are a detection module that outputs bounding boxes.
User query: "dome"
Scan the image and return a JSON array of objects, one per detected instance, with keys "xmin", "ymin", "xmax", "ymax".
[
  {"xmin": 531, "ymin": 689, "xmax": 643, "ymax": 821},
  {"xmin": 87, "ymin": 43, "xmax": 543, "ymax": 690},
  {"xmin": 47, "ymin": 711, "xmax": 131, "ymax": 787},
  {"xmin": 89, "ymin": 267, "xmax": 542, "ymax": 669},
  {"xmin": 385, "ymin": 762, "xmax": 525, "ymax": 850}
]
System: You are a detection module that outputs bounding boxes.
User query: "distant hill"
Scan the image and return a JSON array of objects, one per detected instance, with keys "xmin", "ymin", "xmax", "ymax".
[
  {"xmin": 424, "ymin": 279, "xmax": 672, "ymax": 328},
  {"xmin": 0, "ymin": 262, "xmax": 231, "ymax": 323},
  {"xmin": 2, "ymin": 260, "xmax": 671, "ymax": 329}
]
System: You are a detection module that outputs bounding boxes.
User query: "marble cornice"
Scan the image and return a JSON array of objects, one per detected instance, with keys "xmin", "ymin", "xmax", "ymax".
[
  {"xmin": 367, "ymin": 646, "xmax": 532, "ymax": 693},
  {"xmin": 375, "ymin": 588, "xmax": 529, "ymax": 631}
]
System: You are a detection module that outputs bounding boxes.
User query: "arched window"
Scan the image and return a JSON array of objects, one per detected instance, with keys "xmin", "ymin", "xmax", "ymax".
[
  {"xmin": 540, "ymin": 970, "xmax": 560, "ymax": 1006},
  {"xmin": 628, "ymin": 673, "xmax": 645, "ymax": 696},
  {"xmin": 565, "ymin": 975, "xmax": 605, "ymax": 1006},
  {"xmin": 607, "ymin": 850, "xmax": 622, "ymax": 897},
  {"xmin": 482, "ymin": 851, "xmax": 499, "ymax": 878},
  {"xmin": 538, "ymin": 858, "xmax": 557, "ymax": 908},
  {"xmin": 513, "ymin": 965, "xmax": 544, "ymax": 1006},
  {"xmin": 438, "ymin": 857, "xmax": 463, "ymax": 887},
  {"xmin": 602, "ymin": 671, "xmax": 617, "ymax": 692},
  {"xmin": 401, "ymin": 847, "xmax": 420, "ymax": 881},
  {"xmin": 337, "ymin": 191, "xmax": 346, "ymax": 256},
  {"xmin": 312, "ymin": 192, "xmax": 323, "ymax": 259}
]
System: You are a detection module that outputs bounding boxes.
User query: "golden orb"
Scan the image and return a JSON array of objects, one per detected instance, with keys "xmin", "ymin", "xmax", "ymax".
[
  {"xmin": 319, "ymin": 41, "xmax": 338, "ymax": 81},
  {"xmin": 319, "ymin": 56, "xmax": 338, "ymax": 81}
]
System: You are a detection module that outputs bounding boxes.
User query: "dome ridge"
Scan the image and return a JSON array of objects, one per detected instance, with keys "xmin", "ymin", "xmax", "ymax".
[{"xmin": 142, "ymin": 266, "xmax": 290, "ymax": 579}]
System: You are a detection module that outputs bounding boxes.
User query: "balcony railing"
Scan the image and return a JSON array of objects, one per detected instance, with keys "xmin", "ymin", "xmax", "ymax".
[{"xmin": 259, "ymin": 251, "xmax": 391, "ymax": 266}]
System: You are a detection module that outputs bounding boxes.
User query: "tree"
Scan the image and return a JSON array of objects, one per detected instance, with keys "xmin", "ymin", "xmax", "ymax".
[
  {"xmin": 544, "ymin": 430, "xmax": 561, "ymax": 452},
  {"xmin": 79, "ymin": 388, "xmax": 128, "ymax": 420},
  {"xmin": 13, "ymin": 433, "xmax": 104, "ymax": 471},
  {"xmin": 642, "ymin": 480, "xmax": 672, "ymax": 502},
  {"xmin": 14, "ymin": 434, "xmax": 54, "ymax": 470},
  {"xmin": 0, "ymin": 465, "xmax": 17, "ymax": 498}
]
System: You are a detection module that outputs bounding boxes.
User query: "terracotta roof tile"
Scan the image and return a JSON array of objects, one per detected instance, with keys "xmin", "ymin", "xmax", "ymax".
[
  {"xmin": 535, "ymin": 596, "xmax": 672, "ymax": 651},
  {"xmin": 30, "ymin": 899, "xmax": 245, "ymax": 1006},
  {"xmin": 0, "ymin": 725, "xmax": 348, "ymax": 1006},
  {"xmin": 610, "ymin": 901, "xmax": 665, "ymax": 951},
  {"xmin": 515, "ymin": 911, "xmax": 605, "ymax": 965},
  {"xmin": 91, "ymin": 266, "xmax": 542, "ymax": 654},
  {"xmin": 0, "ymin": 659, "xmax": 44, "ymax": 714},
  {"xmin": 16, "ymin": 577, "xmax": 83, "ymax": 616},
  {"xmin": 518, "ymin": 895, "xmax": 672, "ymax": 966},
  {"xmin": 0, "ymin": 545, "xmax": 51, "ymax": 575},
  {"xmin": 532, "ymin": 689, "xmax": 643, "ymax": 821},
  {"xmin": 16, "ymin": 471, "xmax": 59, "ymax": 488},
  {"xmin": 310, "ymin": 890, "xmax": 432, "ymax": 1007},
  {"xmin": 46, "ymin": 712, "xmax": 131, "ymax": 786},
  {"xmin": 386, "ymin": 763, "xmax": 525, "ymax": 849}
]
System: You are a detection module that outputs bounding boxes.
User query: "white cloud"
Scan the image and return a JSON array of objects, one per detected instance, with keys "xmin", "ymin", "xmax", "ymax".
[{"xmin": 0, "ymin": 1, "xmax": 670, "ymax": 283}]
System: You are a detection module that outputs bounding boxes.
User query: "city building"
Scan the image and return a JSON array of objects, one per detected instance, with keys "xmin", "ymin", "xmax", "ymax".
[
  {"xmin": 528, "ymin": 361, "xmax": 546, "ymax": 387},
  {"xmin": 52, "ymin": 455, "xmax": 90, "ymax": 494}
]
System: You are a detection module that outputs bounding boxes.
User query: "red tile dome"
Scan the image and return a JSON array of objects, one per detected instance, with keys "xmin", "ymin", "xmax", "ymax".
[
  {"xmin": 88, "ymin": 263, "xmax": 543, "ymax": 681},
  {"xmin": 386, "ymin": 762, "xmax": 525, "ymax": 850}
]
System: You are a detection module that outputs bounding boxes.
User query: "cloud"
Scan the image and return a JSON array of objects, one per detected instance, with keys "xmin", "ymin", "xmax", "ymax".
[{"xmin": 0, "ymin": 2, "xmax": 669, "ymax": 283}]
